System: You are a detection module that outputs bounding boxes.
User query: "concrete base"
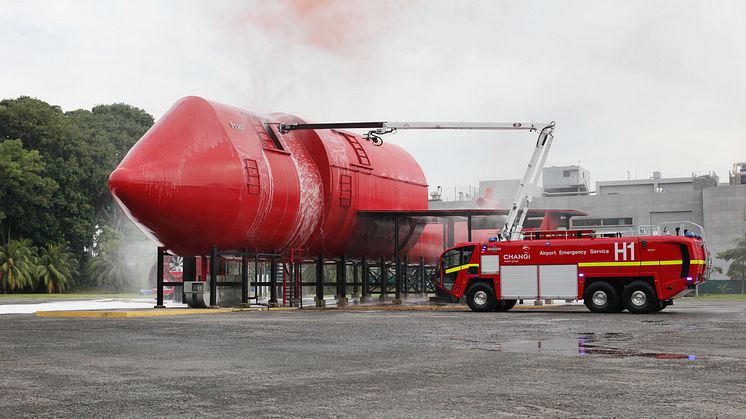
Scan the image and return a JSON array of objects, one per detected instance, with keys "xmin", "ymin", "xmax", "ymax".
[
  {"xmin": 359, "ymin": 296, "xmax": 370, "ymax": 303},
  {"xmin": 337, "ymin": 297, "xmax": 348, "ymax": 307},
  {"xmin": 209, "ymin": 305, "xmax": 221, "ymax": 309},
  {"xmin": 268, "ymin": 301, "xmax": 279, "ymax": 308},
  {"xmin": 392, "ymin": 298, "xmax": 402, "ymax": 305},
  {"xmin": 239, "ymin": 302, "xmax": 251, "ymax": 308},
  {"xmin": 534, "ymin": 300, "xmax": 544, "ymax": 306},
  {"xmin": 153, "ymin": 305, "xmax": 166, "ymax": 309},
  {"xmin": 545, "ymin": 299, "xmax": 553, "ymax": 305},
  {"xmin": 315, "ymin": 298, "xmax": 326, "ymax": 308}
]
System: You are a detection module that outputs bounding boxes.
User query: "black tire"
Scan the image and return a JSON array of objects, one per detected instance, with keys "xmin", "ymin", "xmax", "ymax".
[
  {"xmin": 495, "ymin": 299, "xmax": 517, "ymax": 312},
  {"xmin": 623, "ymin": 280, "xmax": 659, "ymax": 314},
  {"xmin": 466, "ymin": 283, "xmax": 497, "ymax": 312},
  {"xmin": 583, "ymin": 281, "xmax": 621, "ymax": 313}
]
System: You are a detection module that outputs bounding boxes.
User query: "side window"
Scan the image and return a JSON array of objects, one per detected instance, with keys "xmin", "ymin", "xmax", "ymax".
[
  {"xmin": 461, "ymin": 246, "xmax": 474, "ymax": 265},
  {"xmin": 442, "ymin": 249, "xmax": 461, "ymax": 270}
]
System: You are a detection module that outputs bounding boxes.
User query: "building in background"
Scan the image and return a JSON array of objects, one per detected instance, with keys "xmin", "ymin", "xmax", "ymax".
[{"xmin": 429, "ymin": 163, "xmax": 746, "ymax": 279}]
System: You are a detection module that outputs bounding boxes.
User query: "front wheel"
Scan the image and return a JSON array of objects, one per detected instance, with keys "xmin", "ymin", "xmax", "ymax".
[
  {"xmin": 466, "ymin": 283, "xmax": 497, "ymax": 312},
  {"xmin": 623, "ymin": 281, "xmax": 658, "ymax": 314},
  {"xmin": 583, "ymin": 281, "xmax": 621, "ymax": 313}
]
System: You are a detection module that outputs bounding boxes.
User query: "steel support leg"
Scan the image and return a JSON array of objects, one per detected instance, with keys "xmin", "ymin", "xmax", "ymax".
[
  {"xmin": 209, "ymin": 245, "xmax": 218, "ymax": 308},
  {"xmin": 240, "ymin": 250, "xmax": 249, "ymax": 308},
  {"xmin": 269, "ymin": 255, "xmax": 279, "ymax": 307},
  {"xmin": 337, "ymin": 256, "xmax": 348, "ymax": 307},
  {"xmin": 155, "ymin": 247, "xmax": 165, "ymax": 308},
  {"xmin": 361, "ymin": 257, "xmax": 369, "ymax": 303},
  {"xmin": 419, "ymin": 256, "xmax": 426, "ymax": 296},
  {"xmin": 315, "ymin": 255, "xmax": 325, "ymax": 307},
  {"xmin": 394, "ymin": 216, "xmax": 402, "ymax": 305},
  {"xmin": 379, "ymin": 257, "xmax": 387, "ymax": 301}
]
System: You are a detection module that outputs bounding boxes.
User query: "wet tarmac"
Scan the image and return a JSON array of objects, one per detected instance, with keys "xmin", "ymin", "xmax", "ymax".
[{"xmin": 1, "ymin": 298, "xmax": 745, "ymax": 417}]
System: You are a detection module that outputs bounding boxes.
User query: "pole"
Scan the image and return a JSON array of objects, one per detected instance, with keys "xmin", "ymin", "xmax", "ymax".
[
  {"xmin": 361, "ymin": 257, "xmax": 369, "ymax": 303},
  {"xmin": 241, "ymin": 250, "xmax": 249, "ymax": 308},
  {"xmin": 155, "ymin": 247, "xmax": 165, "ymax": 308},
  {"xmin": 209, "ymin": 245, "xmax": 217, "ymax": 307},
  {"xmin": 316, "ymin": 255, "xmax": 325, "ymax": 307},
  {"xmin": 269, "ymin": 254, "xmax": 278, "ymax": 307},
  {"xmin": 379, "ymin": 257, "xmax": 386, "ymax": 300},
  {"xmin": 338, "ymin": 256, "xmax": 348, "ymax": 307},
  {"xmin": 394, "ymin": 216, "xmax": 402, "ymax": 304}
]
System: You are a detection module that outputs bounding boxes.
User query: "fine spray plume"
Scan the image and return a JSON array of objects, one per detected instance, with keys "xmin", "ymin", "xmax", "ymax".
[{"xmin": 221, "ymin": 0, "xmax": 413, "ymax": 112}]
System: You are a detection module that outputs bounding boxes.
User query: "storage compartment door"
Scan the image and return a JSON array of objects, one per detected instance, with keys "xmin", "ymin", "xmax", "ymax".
[
  {"xmin": 539, "ymin": 265, "xmax": 578, "ymax": 299},
  {"xmin": 500, "ymin": 265, "xmax": 538, "ymax": 298}
]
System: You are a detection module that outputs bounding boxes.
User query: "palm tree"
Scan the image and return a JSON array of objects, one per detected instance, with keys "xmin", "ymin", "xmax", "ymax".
[
  {"xmin": 0, "ymin": 239, "xmax": 37, "ymax": 292},
  {"xmin": 717, "ymin": 233, "xmax": 746, "ymax": 294},
  {"xmin": 88, "ymin": 240, "xmax": 130, "ymax": 293},
  {"xmin": 34, "ymin": 243, "xmax": 78, "ymax": 293}
]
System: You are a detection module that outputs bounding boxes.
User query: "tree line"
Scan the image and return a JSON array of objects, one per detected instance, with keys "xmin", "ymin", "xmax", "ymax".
[{"xmin": 0, "ymin": 96, "xmax": 153, "ymax": 293}]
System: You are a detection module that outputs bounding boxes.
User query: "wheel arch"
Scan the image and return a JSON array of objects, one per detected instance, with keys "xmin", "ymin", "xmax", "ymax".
[{"xmin": 465, "ymin": 277, "xmax": 497, "ymax": 297}]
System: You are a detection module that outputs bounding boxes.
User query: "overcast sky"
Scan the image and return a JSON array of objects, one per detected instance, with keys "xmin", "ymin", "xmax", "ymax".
[{"xmin": 1, "ymin": 0, "xmax": 744, "ymax": 199}]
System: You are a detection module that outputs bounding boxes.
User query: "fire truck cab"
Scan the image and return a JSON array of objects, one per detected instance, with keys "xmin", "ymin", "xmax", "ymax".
[{"xmin": 434, "ymin": 225, "xmax": 709, "ymax": 314}]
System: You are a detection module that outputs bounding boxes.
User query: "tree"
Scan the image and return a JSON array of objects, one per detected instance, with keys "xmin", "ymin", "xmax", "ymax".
[
  {"xmin": 0, "ymin": 140, "xmax": 57, "ymax": 244},
  {"xmin": 88, "ymin": 227, "xmax": 131, "ymax": 293},
  {"xmin": 34, "ymin": 243, "xmax": 78, "ymax": 293},
  {"xmin": 717, "ymin": 232, "xmax": 746, "ymax": 294},
  {"xmin": 0, "ymin": 96, "xmax": 154, "ymax": 290},
  {"xmin": 0, "ymin": 239, "xmax": 37, "ymax": 292}
]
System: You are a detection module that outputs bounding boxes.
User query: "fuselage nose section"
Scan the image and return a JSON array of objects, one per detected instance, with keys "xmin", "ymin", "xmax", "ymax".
[{"xmin": 109, "ymin": 97, "xmax": 244, "ymax": 255}]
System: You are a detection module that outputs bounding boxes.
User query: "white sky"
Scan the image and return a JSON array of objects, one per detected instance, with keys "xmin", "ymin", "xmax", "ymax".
[{"xmin": 1, "ymin": 0, "xmax": 744, "ymax": 199}]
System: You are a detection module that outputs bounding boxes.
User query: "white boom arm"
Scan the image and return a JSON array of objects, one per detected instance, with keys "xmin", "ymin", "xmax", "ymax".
[
  {"xmin": 279, "ymin": 120, "xmax": 556, "ymax": 240},
  {"xmin": 502, "ymin": 123, "xmax": 555, "ymax": 240}
]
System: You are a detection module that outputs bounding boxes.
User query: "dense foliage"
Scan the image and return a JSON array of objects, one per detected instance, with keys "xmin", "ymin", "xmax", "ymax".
[{"xmin": 0, "ymin": 96, "xmax": 154, "ymax": 292}]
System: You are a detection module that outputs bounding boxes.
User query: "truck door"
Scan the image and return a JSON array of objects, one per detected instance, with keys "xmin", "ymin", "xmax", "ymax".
[{"xmin": 440, "ymin": 245, "xmax": 475, "ymax": 294}]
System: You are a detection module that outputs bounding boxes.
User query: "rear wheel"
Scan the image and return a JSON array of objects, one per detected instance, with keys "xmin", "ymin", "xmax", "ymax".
[
  {"xmin": 495, "ymin": 299, "xmax": 517, "ymax": 312},
  {"xmin": 466, "ymin": 283, "xmax": 497, "ymax": 312},
  {"xmin": 583, "ymin": 281, "xmax": 621, "ymax": 313},
  {"xmin": 623, "ymin": 281, "xmax": 659, "ymax": 314}
]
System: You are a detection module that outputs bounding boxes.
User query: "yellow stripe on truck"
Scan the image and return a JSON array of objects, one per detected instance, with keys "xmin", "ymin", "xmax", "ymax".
[
  {"xmin": 578, "ymin": 261, "xmax": 642, "ymax": 267},
  {"xmin": 690, "ymin": 259, "xmax": 706, "ymax": 265},
  {"xmin": 578, "ymin": 260, "xmax": 684, "ymax": 268},
  {"xmin": 445, "ymin": 263, "xmax": 479, "ymax": 274}
]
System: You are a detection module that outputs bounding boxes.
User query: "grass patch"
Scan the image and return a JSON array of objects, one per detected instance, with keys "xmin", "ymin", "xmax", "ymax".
[
  {"xmin": 0, "ymin": 293, "xmax": 143, "ymax": 299},
  {"xmin": 692, "ymin": 294, "xmax": 746, "ymax": 301}
]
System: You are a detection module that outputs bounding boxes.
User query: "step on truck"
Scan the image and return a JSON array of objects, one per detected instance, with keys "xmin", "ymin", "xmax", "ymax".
[{"xmin": 434, "ymin": 224, "xmax": 709, "ymax": 313}]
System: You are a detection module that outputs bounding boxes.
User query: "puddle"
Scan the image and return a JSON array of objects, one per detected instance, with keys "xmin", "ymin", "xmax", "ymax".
[
  {"xmin": 450, "ymin": 332, "xmax": 698, "ymax": 360},
  {"xmin": 578, "ymin": 333, "xmax": 697, "ymax": 360}
]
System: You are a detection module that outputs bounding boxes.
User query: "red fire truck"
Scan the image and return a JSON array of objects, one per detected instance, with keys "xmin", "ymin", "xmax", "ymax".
[{"xmin": 434, "ymin": 227, "xmax": 709, "ymax": 313}]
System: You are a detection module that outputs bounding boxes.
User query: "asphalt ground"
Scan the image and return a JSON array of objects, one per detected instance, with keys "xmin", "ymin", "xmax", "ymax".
[{"xmin": 1, "ymin": 299, "xmax": 745, "ymax": 418}]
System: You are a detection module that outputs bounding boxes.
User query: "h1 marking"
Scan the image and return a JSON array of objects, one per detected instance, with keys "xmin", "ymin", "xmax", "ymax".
[{"xmin": 614, "ymin": 242, "xmax": 635, "ymax": 261}]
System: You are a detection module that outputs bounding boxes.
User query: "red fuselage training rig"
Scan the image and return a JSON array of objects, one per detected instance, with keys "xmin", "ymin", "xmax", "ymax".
[{"xmin": 433, "ymin": 123, "xmax": 710, "ymax": 313}]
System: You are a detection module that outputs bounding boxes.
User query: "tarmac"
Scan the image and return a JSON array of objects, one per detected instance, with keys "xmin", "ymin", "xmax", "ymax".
[{"xmin": 1, "ymin": 298, "xmax": 745, "ymax": 417}]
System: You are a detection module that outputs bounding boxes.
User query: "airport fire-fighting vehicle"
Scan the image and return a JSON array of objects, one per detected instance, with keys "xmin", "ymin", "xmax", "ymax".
[
  {"xmin": 434, "ymin": 226, "xmax": 709, "ymax": 313},
  {"xmin": 432, "ymin": 122, "xmax": 709, "ymax": 313}
]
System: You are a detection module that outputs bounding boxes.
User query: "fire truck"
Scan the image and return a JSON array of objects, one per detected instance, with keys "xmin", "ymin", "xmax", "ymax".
[
  {"xmin": 418, "ymin": 120, "xmax": 710, "ymax": 313},
  {"xmin": 434, "ymin": 226, "xmax": 709, "ymax": 313}
]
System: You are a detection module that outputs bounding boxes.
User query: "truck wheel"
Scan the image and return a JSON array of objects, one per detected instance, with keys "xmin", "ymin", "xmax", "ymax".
[
  {"xmin": 495, "ymin": 299, "xmax": 517, "ymax": 312},
  {"xmin": 623, "ymin": 281, "xmax": 658, "ymax": 314},
  {"xmin": 466, "ymin": 283, "xmax": 497, "ymax": 312},
  {"xmin": 583, "ymin": 282, "xmax": 620, "ymax": 313}
]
